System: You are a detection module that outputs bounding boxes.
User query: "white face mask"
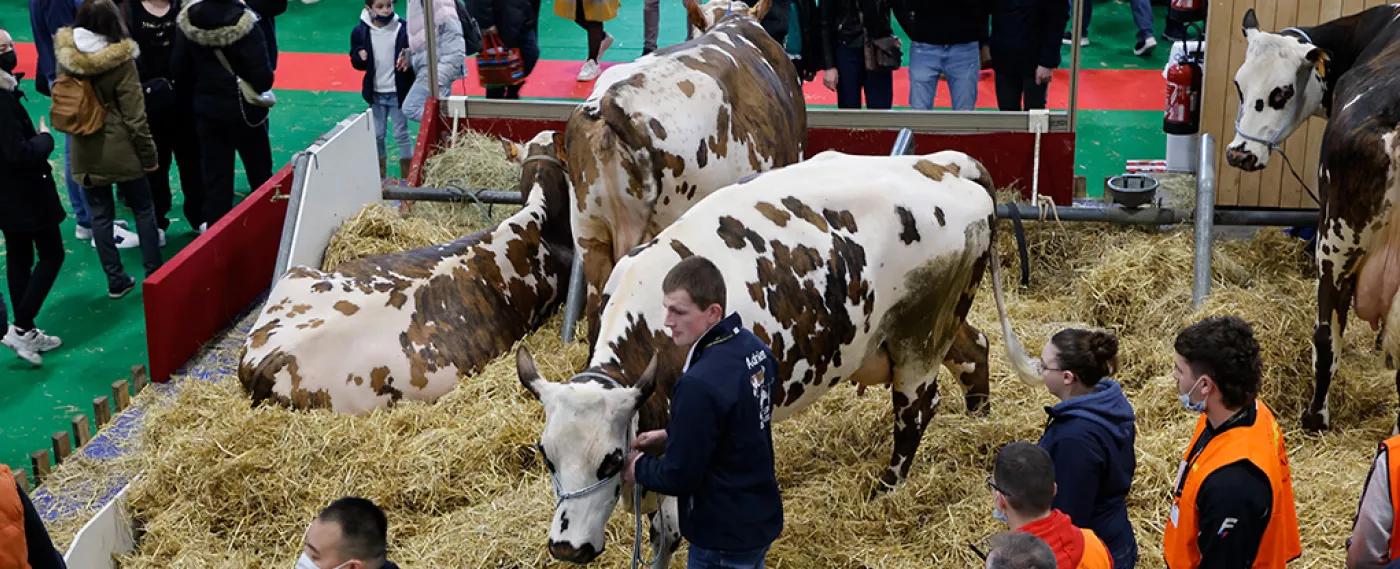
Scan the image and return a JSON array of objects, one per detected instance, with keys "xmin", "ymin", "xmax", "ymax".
[{"xmin": 296, "ymin": 553, "xmax": 352, "ymax": 569}]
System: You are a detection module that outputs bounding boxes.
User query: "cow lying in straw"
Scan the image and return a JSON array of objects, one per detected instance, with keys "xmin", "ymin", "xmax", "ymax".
[
  {"xmin": 515, "ymin": 150, "xmax": 1041, "ymax": 565},
  {"xmin": 566, "ymin": 0, "xmax": 807, "ymax": 350},
  {"xmin": 239, "ymin": 132, "xmax": 574, "ymax": 414}
]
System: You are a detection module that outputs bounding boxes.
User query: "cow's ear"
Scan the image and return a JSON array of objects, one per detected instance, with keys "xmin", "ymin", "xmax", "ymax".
[
  {"xmin": 1242, "ymin": 8, "xmax": 1259, "ymax": 38},
  {"xmin": 502, "ymin": 138, "xmax": 525, "ymax": 164},
  {"xmin": 686, "ymin": 0, "xmax": 710, "ymax": 34},
  {"xmin": 517, "ymin": 345, "xmax": 550, "ymax": 401},
  {"xmin": 749, "ymin": 0, "xmax": 771, "ymax": 21},
  {"xmin": 632, "ymin": 355, "xmax": 660, "ymax": 410},
  {"xmin": 1305, "ymin": 47, "xmax": 1330, "ymax": 79}
]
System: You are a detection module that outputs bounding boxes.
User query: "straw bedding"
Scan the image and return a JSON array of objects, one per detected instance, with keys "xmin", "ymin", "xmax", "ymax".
[{"xmin": 39, "ymin": 210, "xmax": 1396, "ymax": 567}]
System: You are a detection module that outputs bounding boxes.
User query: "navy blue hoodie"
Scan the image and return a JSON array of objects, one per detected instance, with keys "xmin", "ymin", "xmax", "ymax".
[
  {"xmin": 1037, "ymin": 379, "xmax": 1138, "ymax": 569},
  {"xmin": 634, "ymin": 313, "xmax": 783, "ymax": 552}
]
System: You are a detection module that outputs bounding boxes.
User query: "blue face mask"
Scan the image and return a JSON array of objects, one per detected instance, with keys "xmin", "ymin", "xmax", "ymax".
[
  {"xmin": 993, "ymin": 507, "xmax": 1008, "ymax": 523},
  {"xmin": 1179, "ymin": 377, "xmax": 1207, "ymax": 413}
]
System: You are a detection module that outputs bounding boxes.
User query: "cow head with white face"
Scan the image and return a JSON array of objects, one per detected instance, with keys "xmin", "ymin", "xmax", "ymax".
[
  {"xmin": 685, "ymin": 0, "xmax": 771, "ymax": 39},
  {"xmin": 517, "ymin": 346, "xmax": 658, "ymax": 564},
  {"xmin": 1226, "ymin": 8, "xmax": 1330, "ymax": 171}
]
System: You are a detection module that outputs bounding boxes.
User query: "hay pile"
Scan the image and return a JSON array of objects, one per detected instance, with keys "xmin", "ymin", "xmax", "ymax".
[
  {"xmin": 320, "ymin": 127, "xmax": 524, "ymax": 270},
  {"xmin": 41, "ymin": 219, "xmax": 1395, "ymax": 568}
]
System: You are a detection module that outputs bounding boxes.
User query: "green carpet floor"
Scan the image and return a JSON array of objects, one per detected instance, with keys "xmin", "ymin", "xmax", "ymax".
[{"xmin": 0, "ymin": 0, "xmax": 1171, "ymax": 475}]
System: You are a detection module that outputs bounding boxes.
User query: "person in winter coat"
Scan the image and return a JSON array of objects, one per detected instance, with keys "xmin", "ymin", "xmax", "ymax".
[
  {"xmin": 1035, "ymin": 328, "xmax": 1139, "ymax": 569},
  {"xmin": 172, "ymin": 0, "xmax": 275, "ymax": 229},
  {"xmin": 893, "ymin": 0, "xmax": 990, "ymax": 110},
  {"xmin": 554, "ymin": 0, "xmax": 613, "ymax": 82},
  {"xmin": 471, "ymin": 0, "xmax": 540, "ymax": 99},
  {"xmin": 351, "ymin": 0, "xmax": 416, "ymax": 179},
  {"xmin": 0, "ymin": 465, "xmax": 69, "ymax": 569},
  {"xmin": 0, "ymin": 36, "xmax": 66, "ymax": 366},
  {"xmin": 989, "ymin": 0, "xmax": 1068, "ymax": 110},
  {"xmin": 30, "ymin": 0, "xmax": 144, "ymax": 249},
  {"xmin": 402, "ymin": 0, "xmax": 465, "ymax": 121},
  {"xmin": 243, "ymin": 0, "xmax": 285, "ymax": 69},
  {"xmin": 123, "ymin": 0, "xmax": 205, "ymax": 234},
  {"xmin": 819, "ymin": 0, "xmax": 896, "ymax": 109},
  {"xmin": 55, "ymin": 1, "xmax": 165, "ymax": 299}
]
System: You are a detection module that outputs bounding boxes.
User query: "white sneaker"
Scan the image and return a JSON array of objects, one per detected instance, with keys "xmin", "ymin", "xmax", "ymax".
[
  {"xmin": 15, "ymin": 327, "xmax": 61, "ymax": 352},
  {"xmin": 2, "ymin": 328, "xmax": 42, "ymax": 366},
  {"xmin": 158, "ymin": 229, "xmax": 167, "ymax": 248},
  {"xmin": 92, "ymin": 224, "xmax": 142, "ymax": 249},
  {"xmin": 196, "ymin": 222, "xmax": 208, "ymax": 235},
  {"xmin": 578, "ymin": 59, "xmax": 602, "ymax": 82},
  {"xmin": 75, "ymin": 225, "xmax": 93, "ymax": 240}
]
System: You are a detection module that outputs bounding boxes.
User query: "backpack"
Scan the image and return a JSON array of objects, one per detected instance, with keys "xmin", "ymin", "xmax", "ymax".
[
  {"xmin": 50, "ymin": 74, "xmax": 107, "ymax": 136},
  {"xmin": 455, "ymin": 0, "xmax": 483, "ymax": 55}
]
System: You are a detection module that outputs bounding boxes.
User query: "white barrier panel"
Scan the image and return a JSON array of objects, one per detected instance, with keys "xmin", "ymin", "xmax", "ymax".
[
  {"xmin": 63, "ymin": 476, "xmax": 139, "ymax": 569},
  {"xmin": 273, "ymin": 111, "xmax": 383, "ymax": 282}
]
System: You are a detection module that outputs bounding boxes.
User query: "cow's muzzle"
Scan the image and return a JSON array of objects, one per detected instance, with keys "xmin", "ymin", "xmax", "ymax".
[
  {"xmin": 1225, "ymin": 147, "xmax": 1264, "ymax": 171},
  {"xmin": 549, "ymin": 540, "xmax": 601, "ymax": 564}
]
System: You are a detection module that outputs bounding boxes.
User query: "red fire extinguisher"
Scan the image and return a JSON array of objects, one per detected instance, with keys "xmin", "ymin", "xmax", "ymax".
[
  {"xmin": 1170, "ymin": 0, "xmax": 1206, "ymax": 24},
  {"xmin": 1164, "ymin": 50, "xmax": 1203, "ymax": 135}
]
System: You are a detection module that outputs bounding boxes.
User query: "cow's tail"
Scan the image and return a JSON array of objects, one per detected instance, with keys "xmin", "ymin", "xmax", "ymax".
[{"xmin": 974, "ymin": 169, "xmax": 1042, "ymax": 386}]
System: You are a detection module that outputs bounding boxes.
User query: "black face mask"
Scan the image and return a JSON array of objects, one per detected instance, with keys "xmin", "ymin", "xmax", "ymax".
[
  {"xmin": 373, "ymin": 13, "xmax": 394, "ymax": 24},
  {"xmin": 0, "ymin": 51, "xmax": 17, "ymax": 74}
]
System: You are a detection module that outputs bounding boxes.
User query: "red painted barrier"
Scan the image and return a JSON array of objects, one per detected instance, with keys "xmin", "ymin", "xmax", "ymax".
[
  {"xmin": 417, "ymin": 115, "xmax": 1075, "ymax": 204},
  {"xmin": 143, "ymin": 165, "xmax": 294, "ymax": 383}
]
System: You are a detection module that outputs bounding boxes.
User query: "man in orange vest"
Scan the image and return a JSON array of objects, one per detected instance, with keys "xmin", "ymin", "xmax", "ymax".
[
  {"xmin": 1, "ymin": 464, "xmax": 68, "ymax": 569},
  {"xmin": 1345, "ymin": 434, "xmax": 1400, "ymax": 569},
  {"xmin": 989, "ymin": 441, "xmax": 1114, "ymax": 569},
  {"xmin": 1163, "ymin": 316, "xmax": 1302, "ymax": 569}
]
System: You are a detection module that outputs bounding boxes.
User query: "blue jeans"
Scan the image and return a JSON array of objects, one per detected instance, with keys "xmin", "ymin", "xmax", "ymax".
[
  {"xmin": 834, "ymin": 45, "xmax": 892, "ymax": 110},
  {"xmin": 64, "ymin": 134, "xmax": 91, "ymax": 228},
  {"xmin": 403, "ymin": 54, "xmax": 466, "ymax": 122},
  {"xmin": 1076, "ymin": 0, "xmax": 1154, "ymax": 39},
  {"xmin": 371, "ymin": 93, "xmax": 414, "ymax": 159},
  {"xmin": 688, "ymin": 545, "xmax": 769, "ymax": 569},
  {"xmin": 908, "ymin": 41, "xmax": 980, "ymax": 110}
]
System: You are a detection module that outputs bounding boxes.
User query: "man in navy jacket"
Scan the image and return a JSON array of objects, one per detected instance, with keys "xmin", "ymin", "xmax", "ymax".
[{"xmin": 624, "ymin": 255, "xmax": 783, "ymax": 568}]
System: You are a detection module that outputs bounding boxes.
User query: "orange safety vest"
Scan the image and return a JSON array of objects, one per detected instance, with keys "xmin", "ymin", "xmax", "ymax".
[
  {"xmin": 1081, "ymin": 528, "xmax": 1114, "ymax": 569},
  {"xmin": 1162, "ymin": 400, "xmax": 1301, "ymax": 569},
  {"xmin": 0, "ymin": 465, "xmax": 31, "ymax": 569},
  {"xmin": 1381, "ymin": 435, "xmax": 1400, "ymax": 560}
]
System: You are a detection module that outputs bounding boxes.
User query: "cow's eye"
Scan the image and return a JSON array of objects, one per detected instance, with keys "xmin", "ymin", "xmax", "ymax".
[{"xmin": 597, "ymin": 449, "xmax": 624, "ymax": 480}]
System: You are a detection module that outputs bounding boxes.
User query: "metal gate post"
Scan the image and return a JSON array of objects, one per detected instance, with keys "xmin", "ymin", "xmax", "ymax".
[
  {"xmin": 561, "ymin": 254, "xmax": 587, "ymax": 343},
  {"xmin": 1192, "ymin": 133, "xmax": 1217, "ymax": 310}
]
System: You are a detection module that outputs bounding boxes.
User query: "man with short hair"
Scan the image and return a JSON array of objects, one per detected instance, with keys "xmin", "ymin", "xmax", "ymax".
[
  {"xmin": 299, "ymin": 497, "xmax": 400, "ymax": 569},
  {"xmin": 1163, "ymin": 316, "xmax": 1301, "ymax": 569},
  {"xmin": 986, "ymin": 531, "xmax": 1058, "ymax": 569},
  {"xmin": 622, "ymin": 255, "xmax": 782, "ymax": 569},
  {"xmin": 990, "ymin": 441, "xmax": 1113, "ymax": 569}
]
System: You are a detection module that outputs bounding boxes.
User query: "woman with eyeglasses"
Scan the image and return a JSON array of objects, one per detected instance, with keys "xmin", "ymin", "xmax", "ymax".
[{"xmin": 1035, "ymin": 328, "xmax": 1139, "ymax": 569}]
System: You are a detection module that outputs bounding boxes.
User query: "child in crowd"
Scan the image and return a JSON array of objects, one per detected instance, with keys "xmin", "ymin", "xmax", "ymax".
[{"xmin": 351, "ymin": 0, "xmax": 416, "ymax": 179}]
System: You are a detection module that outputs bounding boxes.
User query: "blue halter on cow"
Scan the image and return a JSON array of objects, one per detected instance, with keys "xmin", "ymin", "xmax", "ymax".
[{"xmin": 1225, "ymin": 5, "xmax": 1400, "ymax": 431}]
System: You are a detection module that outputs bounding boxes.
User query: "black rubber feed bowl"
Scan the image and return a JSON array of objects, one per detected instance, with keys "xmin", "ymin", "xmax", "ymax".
[{"xmin": 1106, "ymin": 174, "xmax": 1161, "ymax": 209}]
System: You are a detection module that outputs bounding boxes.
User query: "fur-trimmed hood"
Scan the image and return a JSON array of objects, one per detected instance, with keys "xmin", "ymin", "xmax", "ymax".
[
  {"xmin": 178, "ymin": 1, "xmax": 259, "ymax": 47},
  {"xmin": 0, "ymin": 70, "xmax": 16, "ymax": 92},
  {"xmin": 54, "ymin": 28, "xmax": 139, "ymax": 76}
]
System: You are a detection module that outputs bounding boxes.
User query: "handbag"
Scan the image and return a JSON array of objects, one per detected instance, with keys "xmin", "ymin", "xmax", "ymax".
[
  {"xmin": 213, "ymin": 48, "xmax": 276, "ymax": 108},
  {"xmin": 476, "ymin": 33, "xmax": 526, "ymax": 88},
  {"xmin": 859, "ymin": 6, "xmax": 902, "ymax": 72}
]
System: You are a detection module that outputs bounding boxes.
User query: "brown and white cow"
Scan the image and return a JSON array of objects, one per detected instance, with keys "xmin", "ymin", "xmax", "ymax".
[
  {"xmin": 1226, "ymin": 6, "xmax": 1400, "ymax": 430},
  {"xmin": 238, "ymin": 131, "xmax": 574, "ymax": 414},
  {"xmin": 566, "ymin": 0, "xmax": 807, "ymax": 350},
  {"xmin": 515, "ymin": 150, "xmax": 1041, "ymax": 564}
]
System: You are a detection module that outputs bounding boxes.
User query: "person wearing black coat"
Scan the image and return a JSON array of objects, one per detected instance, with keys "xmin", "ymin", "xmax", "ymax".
[
  {"xmin": 0, "ymin": 57, "xmax": 67, "ymax": 367},
  {"xmin": 173, "ymin": 0, "xmax": 276, "ymax": 228},
  {"xmin": 123, "ymin": 0, "xmax": 206, "ymax": 233},
  {"xmin": 989, "ymin": 0, "xmax": 1067, "ymax": 110},
  {"xmin": 470, "ymin": 0, "xmax": 540, "ymax": 99},
  {"xmin": 819, "ymin": 0, "xmax": 895, "ymax": 109},
  {"xmin": 244, "ymin": 0, "xmax": 285, "ymax": 69}
]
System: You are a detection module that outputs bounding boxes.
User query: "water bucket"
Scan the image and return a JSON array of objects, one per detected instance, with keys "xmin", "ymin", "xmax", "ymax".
[{"xmin": 1106, "ymin": 174, "xmax": 1160, "ymax": 209}]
